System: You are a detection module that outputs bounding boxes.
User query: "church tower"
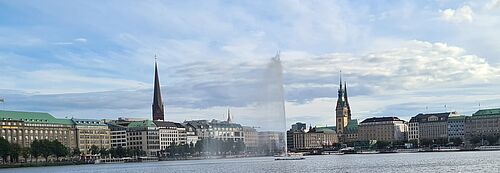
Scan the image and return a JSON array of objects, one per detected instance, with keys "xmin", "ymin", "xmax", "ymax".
[
  {"xmin": 152, "ymin": 58, "xmax": 165, "ymax": 121},
  {"xmin": 336, "ymin": 72, "xmax": 351, "ymax": 134}
]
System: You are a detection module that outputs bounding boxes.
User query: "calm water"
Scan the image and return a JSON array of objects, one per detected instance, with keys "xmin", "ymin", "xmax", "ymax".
[{"xmin": 2, "ymin": 151, "xmax": 500, "ymax": 173}]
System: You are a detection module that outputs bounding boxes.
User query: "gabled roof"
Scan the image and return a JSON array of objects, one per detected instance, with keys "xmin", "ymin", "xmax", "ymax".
[{"xmin": 0, "ymin": 110, "xmax": 74, "ymax": 125}]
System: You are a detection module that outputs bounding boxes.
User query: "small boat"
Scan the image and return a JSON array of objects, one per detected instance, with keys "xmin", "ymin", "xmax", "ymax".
[
  {"xmin": 396, "ymin": 149, "xmax": 420, "ymax": 153},
  {"xmin": 475, "ymin": 146, "xmax": 500, "ymax": 151},
  {"xmin": 138, "ymin": 156, "xmax": 159, "ymax": 162},
  {"xmin": 432, "ymin": 147, "xmax": 460, "ymax": 152},
  {"xmin": 275, "ymin": 156, "xmax": 305, "ymax": 161},
  {"xmin": 322, "ymin": 151, "xmax": 344, "ymax": 155},
  {"xmin": 357, "ymin": 150, "xmax": 379, "ymax": 154},
  {"xmin": 95, "ymin": 158, "xmax": 125, "ymax": 164}
]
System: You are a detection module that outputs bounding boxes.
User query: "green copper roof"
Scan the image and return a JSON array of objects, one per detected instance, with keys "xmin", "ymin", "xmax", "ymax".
[
  {"xmin": 128, "ymin": 120, "xmax": 156, "ymax": 128},
  {"xmin": 0, "ymin": 110, "xmax": 74, "ymax": 125},
  {"xmin": 345, "ymin": 119, "xmax": 358, "ymax": 133},
  {"xmin": 473, "ymin": 108, "xmax": 500, "ymax": 116}
]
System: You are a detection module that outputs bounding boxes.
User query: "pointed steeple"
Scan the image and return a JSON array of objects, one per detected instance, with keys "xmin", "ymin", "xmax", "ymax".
[
  {"xmin": 336, "ymin": 71, "xmax": 345, "ymax": 109},
  {"xmin": 344, "ymin": 81, "xmax": 352, "ymax": 120},
  {"xmin": 226, "ymin": 108, "xmax": 232, "ymax": 123},
  {"xmin": 152, "ymin": 56, "xmax": 165, "ymax": 121}
]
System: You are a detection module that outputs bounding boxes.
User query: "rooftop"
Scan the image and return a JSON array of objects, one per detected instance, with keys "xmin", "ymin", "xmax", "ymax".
[
  {"xmin": 473, "ymin": 108, "xmax": 500, "ymax": 116},
  {"xmin": 128, "ymin": 120, "xmax": 156, "ymax": 128},
  {"xmin": 361, "ymin": 117, "xmax": 402, "ymax": 124},
  {"xmin": 0, "ymin": 110, "xmax": 74, "ymax": 125}
]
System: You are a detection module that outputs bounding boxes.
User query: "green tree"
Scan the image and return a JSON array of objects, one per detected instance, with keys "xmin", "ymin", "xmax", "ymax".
[
  {"xmin": 52, "ymin": 140, "xmax": 68, "ymax": 161},
  {"xmin": 72, "ymin": 148, "xmax": 81, "ymax": 157},
  {"xmin": 0, "ymin": 137, "xmax": 10, "ymax": 163},
  {"xmin": 195, "ymin": 139, "xmax": 204, "ymax": 156},
  {"xmin": 89, "ymin": 145, "xmax": 100, "ymax": 155},
  {"xmin": 115, "ymin": 146, "xmax": 126, "ymax": 158},
  {"xmin": 449, "ymin": 138, "xmax": 463, "ymax": 146},
  {"xmin": 99, "ymin": 148, "xmax": 109, "ymax": 158},
  {"xmin": 485, "ymin": 135, "xmax": 499, "ymax": 146},
  {"xmin": 420, "ymin": 139, "xmax": 433, "ymax": 147},
  {"xmin": 469, "ymin": 136, "xmax": 482, "ymax": 145},
  {"xmin": 21, "ymin": 147, "xmax": 30, "ymax": 163},
  {"xmin": 10, "ymin": 143, "xmax": 21, "ymax": 163},
  {"xmin": 30, "ymin": 139, "xmax": 41, "ymax": 162},
  {"xmin": 39, "ymin": 139, "xmax": 53, "ymax": 162},
  {"xmin": 374, "ymin": 141, "xmax": 391, "ymax": 150}
]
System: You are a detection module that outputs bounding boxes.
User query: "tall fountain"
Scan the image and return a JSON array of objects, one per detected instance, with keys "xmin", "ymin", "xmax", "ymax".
[
  {"xmin": 268, "ymin": 52, "xmax": 287, "ymax": 157},
  {"xmin": 267, "ymin": 52, "xmax": 304, "ymax": 160}
]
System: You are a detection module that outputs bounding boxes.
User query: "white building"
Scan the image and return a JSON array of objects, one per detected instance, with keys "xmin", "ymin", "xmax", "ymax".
[{"xmin": 154, "ymin": 121, "xmax": 187, "ymax": 150}]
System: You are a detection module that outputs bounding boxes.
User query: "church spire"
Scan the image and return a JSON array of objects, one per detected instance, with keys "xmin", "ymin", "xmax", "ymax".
[
  {"xmin": 344, "ymin": 81, "xmax": 352, "ymax": 120},
  {"xmin": 152, "ymin": 56, "xmax": 165, "ymax": 121},
  {"xmin": 226, "ymin": 108, "xmax": 232, "ymax": 123}
]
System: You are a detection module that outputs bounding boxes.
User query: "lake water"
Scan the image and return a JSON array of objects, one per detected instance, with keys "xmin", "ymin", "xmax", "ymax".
[{"xmin": 2, "ymin": 151, "xmax": 500, "ymax": 173}]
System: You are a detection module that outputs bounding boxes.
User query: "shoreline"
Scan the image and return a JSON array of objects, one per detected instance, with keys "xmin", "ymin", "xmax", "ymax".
[{"xmin": 2, "ymin": 150, "xmax": 499, "ymax": 169}]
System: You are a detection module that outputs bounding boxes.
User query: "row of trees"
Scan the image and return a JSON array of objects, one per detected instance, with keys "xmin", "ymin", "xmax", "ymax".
[
  {"xmin": 0, "ymin": 137, "xmax": 73, "ymax": 163},
  {"xmin": 469, "ymin": 135, "xmax": 500, "ymax": 146}
]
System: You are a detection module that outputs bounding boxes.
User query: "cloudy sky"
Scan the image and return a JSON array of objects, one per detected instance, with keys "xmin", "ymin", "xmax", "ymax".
[{"xmin": 1, "ymin": 0, "xmax": 500, "ymax": 129}]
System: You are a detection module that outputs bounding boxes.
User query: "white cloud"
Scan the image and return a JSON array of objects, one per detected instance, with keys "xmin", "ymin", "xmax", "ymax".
[
  {"xmin": 486, "ymin": 0, "xmax": 500, "ymax": 9},
  {"xmin": 440, "ymin": 5, "xmax": 474, "ymax": 23},
  {"xmin": 74, "ymin": 38, "xmax": 87, "ymax": 43}
]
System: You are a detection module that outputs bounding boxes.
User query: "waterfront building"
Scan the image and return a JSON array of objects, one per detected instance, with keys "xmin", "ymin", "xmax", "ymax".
[
  {"xmin": 409, "ymin": 112, "xmax": 458, "ymax": 143},
  {"xmin": 291, "ymin": 122, "xmax": 306, "ymax": 132},
  {"xmin": 408, "ymin": 119, "xmax": 419, "ymax": 143},
  {"xmin": 304, "ymin": 127, "xmax": 338, "ymax": 149},
  {"xmin": 464, "ymin": 108, "xmax": 500, "ymax": 144},
  {"xmin": 72, "ymin": 118, "xmax": 111, "ymax": 154},
  {"xmin": 107, "ymin": 123, "xmax": 128, "ymax": 148},
  {"xmin": 184, "ymin": 123, "xmax": 199, "ymax": 145},
  {"xmin": 126, "ymin": 120, "xmax": 160, "ymax": 156},
  {"xmin": 448, "ymin": 115, "xmax": 466, "ymax": 142},
  {"xmin": 184, "ymin": 119, "xmax": 244, "ymax": 142},
  {"xmin": 154, "ymin": 121, "xmax": 187, "ymax": 150},
  {"xmin": 152, "ymin": 59, "xmax": 165, "ymax": 121},
  {"xmin": 0, "ymin": 110, "xmax": 76, "ymax": 149},
  {"xmin": 242, "ymin": 126, "xmax": 258, "ymax": 151},
  {"xmin": 358, "ymin": 117, "xmax": 407, "ymax": 142},
  {"xmin": 335, "ymin": 73, "xmax": 358, "ymax": 142},
  {"xmin": 287, "ymin": 124, "xmax": 338, "ymax": 150}
]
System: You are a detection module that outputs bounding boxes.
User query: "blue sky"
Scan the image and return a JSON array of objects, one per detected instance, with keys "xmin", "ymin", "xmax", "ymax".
[{"xmin": 1, "ymin": 0, "xmax": 500, "ymax": 128}]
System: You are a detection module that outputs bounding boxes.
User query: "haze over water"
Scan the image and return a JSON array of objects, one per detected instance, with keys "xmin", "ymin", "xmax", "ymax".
[{"xmin": 3, "ymin": 151, "xmax": 500, "ymax": 173}]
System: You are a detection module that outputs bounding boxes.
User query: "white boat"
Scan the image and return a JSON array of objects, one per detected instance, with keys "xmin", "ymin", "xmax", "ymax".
[
  {"xmin": 322, "ymin": 151, "xmax": 344, "ymax": 155},
  {"xmin": 475, "ymin": 146, "xmax": 500, "ymax": 151},
  {"xmin": 357, "ymin": 150, "xmax": 379, "ymax": 154},
  {"xmin": 432, "ymin": 147, "xmax": 460, "ymax": 152},
  {"xmin": 275, "ymin": 156, "xmax": 305, "ymax": 160},
  {"xmin": 139, "ymin": 156, "xmax": 159, "ymax": 162},
  {"xmin": 396, "ymin": 149, "xmax": 421, "ymax": 153},
  {"xmin": 95, "ymin": 158, "xmax": 125, "ymax": 164}
]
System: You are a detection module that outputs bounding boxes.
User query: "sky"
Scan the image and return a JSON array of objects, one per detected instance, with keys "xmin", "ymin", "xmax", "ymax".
[{"xmin": 1, "ymin": 0, "xmax": 500, "ymax": 129}]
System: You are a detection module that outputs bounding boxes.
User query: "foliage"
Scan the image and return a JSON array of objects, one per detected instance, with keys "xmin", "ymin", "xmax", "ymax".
[
  {"xmin": 10, "ymin": 143, "xmax": 21, "ymax": 163},
  {"xmin": 89, "ymin": 145, "xmax": 100, "ymax": 155},
  {"xmin": 449, "ymin": 138, "xmax": 463, "ymax": 146},
  {"xmin": 485, "ymin": 135, "xmax": 499, "ymax": 146},
  {"xmin": 0, "ymin": 137, "xmax": 10, "ymax": 163}
]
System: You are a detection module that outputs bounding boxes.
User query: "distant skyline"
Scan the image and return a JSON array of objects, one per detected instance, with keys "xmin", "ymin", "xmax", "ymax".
[{"xmin": 1, "ymin": 0, "xmax": 500, "ymax": 127}]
